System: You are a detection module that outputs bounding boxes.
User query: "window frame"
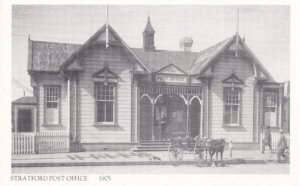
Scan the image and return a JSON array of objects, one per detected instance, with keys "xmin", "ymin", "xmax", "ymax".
[
  {"xmin": 44, "ymin": 85, "xmax": 61, "ymax": 125},
  {"xmin": 94, "ymin": 82, "xmax": 117, "ymax": 125},
  {"xmin": 223, "ymin": 86, "xmax": 242, "ymax": 127},
  {"xmin": 263, "ymin": 88, "xmax": 279, "ymax": 128}
]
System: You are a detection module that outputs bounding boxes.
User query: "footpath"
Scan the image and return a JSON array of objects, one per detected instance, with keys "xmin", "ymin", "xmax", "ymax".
[{"xmin": 11, "ymin": 150, "xmax": 282, "ymax": 167}]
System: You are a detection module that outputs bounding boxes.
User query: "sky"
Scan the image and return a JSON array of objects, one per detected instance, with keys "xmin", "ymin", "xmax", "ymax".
[{"xmin": 12, "ymin": 5, "xmax": 290, "ymax": 100}]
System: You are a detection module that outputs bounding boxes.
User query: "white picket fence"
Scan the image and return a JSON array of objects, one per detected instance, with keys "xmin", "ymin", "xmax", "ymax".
[
  {"xmin": 36, "ymin": 131, "xmax": 70, "ymax": 154},
  {"xmin": 12, "ymin": 131, "xmax": 70, "ymax": 154},
  {"xmin": 12, "ymin": 132, "xmax": 35, "ymax": 154},
  {"xmin": 260, "ymin": 132, "xmax": 290, "ymax": 150}
]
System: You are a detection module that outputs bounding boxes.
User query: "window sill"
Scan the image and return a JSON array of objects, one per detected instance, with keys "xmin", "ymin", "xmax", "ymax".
[
  {"xmin": 43, "ymin": 123, "xmax": 62, "ymax": 126},
  {"xmin": 94, "ymin": 123, "xmax": 117, "ymax": 127},
  {"xmin": 222, "ymin": 124, "xmax": 242, "ymax": 128}
]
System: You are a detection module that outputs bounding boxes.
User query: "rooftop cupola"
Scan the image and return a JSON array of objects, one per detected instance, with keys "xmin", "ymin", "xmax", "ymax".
[
  {"xmin": 180, "ymin": 37, "xmax": 193, "ymax": 52},
  {"xmin": 143, "ymin": 16, "xmax": 155, "ymax": 51}
]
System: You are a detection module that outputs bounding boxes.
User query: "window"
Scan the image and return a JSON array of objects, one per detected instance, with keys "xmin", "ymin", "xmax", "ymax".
[
  {"xmin": 45, "ymin": 86, "xmax": 60, "ymax": 124},
  {"xmin": 264, "ymin": 89, "xmax": 278, "ymax": 127},
  {"xmin": 95, "ymin": 83, "xmax": 115, "ymax": 124},
  {"xmin": 224, "ymin": 87, "xmax": 241, "ymax": 125}
]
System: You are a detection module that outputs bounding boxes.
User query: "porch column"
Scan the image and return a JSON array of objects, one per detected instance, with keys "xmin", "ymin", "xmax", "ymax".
[
  {"xmin": 184, "ymin": 95, "xmax": 190, "ymax": 138},
  {"xmin": 67, "ymin": 78, "xmax": 71, "ymax": 137},
  {"xmin": 200, "ymin": 94, "xmax": 203, "ymax": 138},
  {"xmin": 186, "ymin": 101, "xmax": 190, "ymax": 138},
  {"xmin": 151, "ymin": 102, "xmax": 155, "ymax": 141}
]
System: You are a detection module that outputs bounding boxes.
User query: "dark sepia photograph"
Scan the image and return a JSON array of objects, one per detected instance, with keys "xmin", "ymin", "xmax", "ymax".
[{"xmin": 11, "ymin": 5, "xmax": 290, "ymax": 175}]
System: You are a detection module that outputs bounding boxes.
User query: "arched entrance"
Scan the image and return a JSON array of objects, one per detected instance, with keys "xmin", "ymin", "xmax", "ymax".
[
  {"xmin": 138, "ymin": 85, "xmax": 203, "ymax": 141},
  {"xmin": 153, "ymin": 95, "xmax": 188, "ymax": 140},
  {"xmin": 189, "ymin": 97, "xmax": 201, "ymax": 138},
  {"xmin": 139, "ymin": 95, "xmax": 153, "ymax": 140}
]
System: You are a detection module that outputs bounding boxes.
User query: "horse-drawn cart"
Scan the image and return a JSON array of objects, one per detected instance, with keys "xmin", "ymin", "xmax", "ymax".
[{"xmin": 168, "ymin": 136, "xmax": 226, "ymax": 167}]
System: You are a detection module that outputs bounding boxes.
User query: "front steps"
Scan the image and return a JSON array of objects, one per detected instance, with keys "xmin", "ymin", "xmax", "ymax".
[
  {"xmin": 134, "ymin": 140, "xmax": 260, "ymax": 152},
  {"xmin": 134, "ymin": 140, "xmax": 171, "ymax": 151}
]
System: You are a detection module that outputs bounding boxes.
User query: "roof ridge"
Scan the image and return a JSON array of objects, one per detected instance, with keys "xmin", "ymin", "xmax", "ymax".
[
  {"xmin": 130, "ymin": 47, "xmax": 201, "ymax": 54},
  {"xmin": 31, "ymin": 39, "xmax": 82, "ymax": 46}
]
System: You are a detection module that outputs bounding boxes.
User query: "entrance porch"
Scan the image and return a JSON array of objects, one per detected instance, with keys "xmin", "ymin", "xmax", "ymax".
[{"xmin": 138, "ymin": 85, "xmax": 203, "ymax": 142}]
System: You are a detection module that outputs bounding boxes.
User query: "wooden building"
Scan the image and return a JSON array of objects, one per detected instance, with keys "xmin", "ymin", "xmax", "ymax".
[{"xmin": 17, "ymin": 17, "xmax": 284, "ymax": 152}]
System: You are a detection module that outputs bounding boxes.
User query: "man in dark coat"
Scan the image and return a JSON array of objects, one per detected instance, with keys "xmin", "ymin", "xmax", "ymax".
[
  {"xmin": 277, "ymin": 129, "xmax": 288, "ymax": 163},
  {"xmin": 261, "ymin": 126, "xmax": 272, "ymax": 153}
]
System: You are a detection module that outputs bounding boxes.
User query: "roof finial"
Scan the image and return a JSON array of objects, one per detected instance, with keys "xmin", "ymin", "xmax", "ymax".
[
  {"xmin": 148, "ymin": 10, "xmax": 150, "ymax": 18},
  {"xmin": 105, "ymin": 4, "xmax": 109, "ymax": 49},
  {"xmin": 236, "ymin": 9, "xmax": 239, "ymax": 35},
  {"xmin": 235, "ymin": 9, "xmax": 239, "ymax": 59}
]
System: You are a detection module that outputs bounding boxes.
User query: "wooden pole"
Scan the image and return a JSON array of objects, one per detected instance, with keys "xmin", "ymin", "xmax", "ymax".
[{"xmin": 151, "ymin": 102, "xmax": 155, "ymax": 141}]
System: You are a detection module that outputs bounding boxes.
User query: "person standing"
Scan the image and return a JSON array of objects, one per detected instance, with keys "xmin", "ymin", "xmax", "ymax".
[
  {"xmin": 261, "ymin": 126, "xmax": 272, "ymax": 153},
  {"xmin": 277, "ymin": 129, "xmax": 288, "ymax": 163}
]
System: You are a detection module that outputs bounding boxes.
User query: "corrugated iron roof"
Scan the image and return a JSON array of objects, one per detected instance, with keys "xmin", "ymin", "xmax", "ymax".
[
  {"xmin": 131, "ymin": 48, "xmax": 200, "ymax": 72},
  {"xmin": 27, "ymin": 33, "xmax": 272, "ymax": 81},
  {"xmin": 188, "ymin": 36, "xmax": 234, "ymax": 74},
  {"xmin": 12, "ymin": 96, "xmax": 36, "ymax": 105},
  {"xmin": 29, "ymin": 40, "xmax": 81, "ymax": 72},
  {"xmin": 28, "ymin": 40, "xmax": 203, "ymax": 73}
]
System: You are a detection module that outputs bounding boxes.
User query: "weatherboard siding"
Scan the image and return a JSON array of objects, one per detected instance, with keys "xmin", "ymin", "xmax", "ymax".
[
  {"xmin": 78, "ymin": 46, "xmax": 132, "ymax": 143},
  {"xmin": 209, "ymin": 52, "xmax": 255, "ymax": 142}
]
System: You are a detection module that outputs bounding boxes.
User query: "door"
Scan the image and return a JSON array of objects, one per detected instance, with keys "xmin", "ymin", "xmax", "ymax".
[
  {"xmin": 190, "ymin": 98, "xmax": 200, "ymax": 138},
  {"xmin": 17, "ymin": 109, "xmax": 33, "ymax": 132},
  {"xmin": 139, "ymin": 97, "xmax": 152, "ymax": 140}
]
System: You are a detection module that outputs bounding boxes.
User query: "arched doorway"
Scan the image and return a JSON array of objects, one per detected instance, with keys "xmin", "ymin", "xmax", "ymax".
[
  {"xmin": 139, "ymin": 96, "xmax": 153, "ymax": 140},
  {"xmin": 190, "ymin": 98, "xmax": 201, "ymax": 138},
  {"xmin": 165, "ymin": 95, "xmax": 187, "ymax": 139}
]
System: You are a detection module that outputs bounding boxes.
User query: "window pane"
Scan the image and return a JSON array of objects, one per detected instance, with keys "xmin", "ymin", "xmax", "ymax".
[
  {"xmin": 224, "ymin": 87, "xmax": 241, "ymax": 124},
  {"xmin": 106, "ymin": 101, "xmax": 114, "ymax": 122},
  {"xmin": 264, "ymin": 107, "xmax": 276, "ymax": 127},
  {"xmin": 46, "ymin": 108, "xmax": 58, "ymax": 124},
  {"xmin": 224, "ymin": 105, "xmax": 231, "ymax": 124},
  {"xmin": 96, "ymin": 84, "xmax": 115, "ymax": 123},
  {"xmin": 232, "ymin": 105, "xmax": 239, "ymax": 123},
  {"xmin": 97, "ymin": 101, "xmax": 105, "ymax": 122},
  {"xmin": 45, "ymin": 86, "xmax": 59, "ymax": 124},
  {"xmin": 47, "ymin": 102, "xmax": 58, "ymax": 108}
]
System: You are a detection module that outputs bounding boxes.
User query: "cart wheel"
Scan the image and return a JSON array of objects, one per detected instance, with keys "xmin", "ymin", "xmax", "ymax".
[
  {"xmin": 261, "ymin": 148, "xmax": 277, "ymax": 164},
  {"xmin": 194, "ymin": 141, "xmax": 208, "ymax": 167},
  {"xmin": 168, "ymin": 142, "xmax": 183, "ymax": 167},
  {"xmin": 284, "ymin": 149, "xmax": 290, "ymax": 163}
]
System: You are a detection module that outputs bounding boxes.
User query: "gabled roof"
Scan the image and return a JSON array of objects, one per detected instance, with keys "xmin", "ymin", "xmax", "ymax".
[
  {"xmin": 27, "ymin": 25, "xmax": 275, "ymax": 83},
  {"xmin": 189, "ymin": 34, "xmax": 275, "ymax": 82},
  {"xmin": 60, "ymin": 24, "xmax": 151, "ymax": 73},
  {"xmin": 155, "ymin": 64, "xmax": 187, "ymax": 75},
  {"xmin": 12, "ymin": 96, "xmax": 36, "ymax": 105},
  {"xmin": 188, "ymin": 36, "xmax": 234, "ymax": 74}
]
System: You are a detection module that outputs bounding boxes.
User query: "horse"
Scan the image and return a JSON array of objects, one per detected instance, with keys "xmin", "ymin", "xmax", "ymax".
[{"xmin": 207, "ymin": 138, "xmax": 226, "ymax": 166}]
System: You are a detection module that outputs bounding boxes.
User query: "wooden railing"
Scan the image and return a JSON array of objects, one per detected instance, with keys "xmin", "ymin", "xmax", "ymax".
[
  {"xmin": 12, "ymin": 131, "xmax": 70, "ymax": 154},
  {"xmin": 12, "ymin": 132, "xmax": 35, "ymax": 154},
  {"xmin": 36, "ymin": 131, "xmax": 70, "ymax": 154},
  {"xmin": 260, "ymin": 132, "xmax": 290, "ymax": 150}
]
